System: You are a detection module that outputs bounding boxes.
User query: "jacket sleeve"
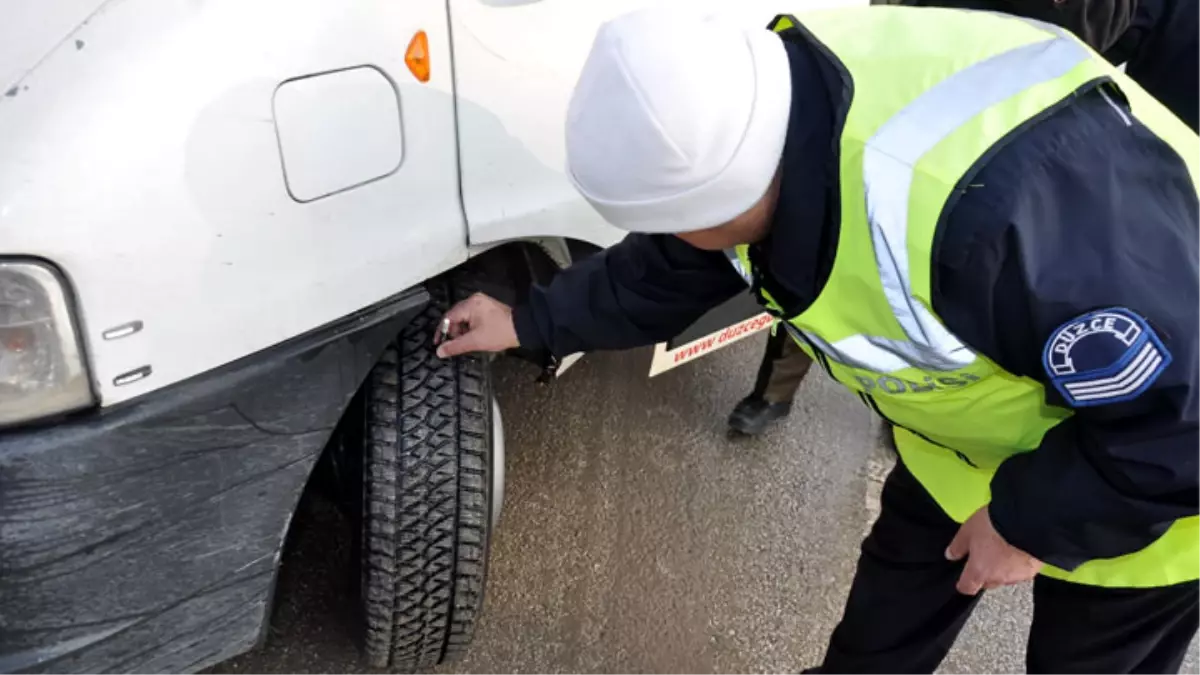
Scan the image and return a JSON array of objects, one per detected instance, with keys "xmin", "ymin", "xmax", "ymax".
[
  {"xmin": 511, "ymin": 233, "xmax": 746, "ymax": 358},
  {"xmin": 934, "ymin": 89, "xmax": 1199, "ymax": 570}
]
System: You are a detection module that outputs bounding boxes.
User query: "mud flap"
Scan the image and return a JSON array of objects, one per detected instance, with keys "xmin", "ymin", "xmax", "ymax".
[{"xmin": 649, "ymin": 293, "xmax": 773, "ymax": 377}]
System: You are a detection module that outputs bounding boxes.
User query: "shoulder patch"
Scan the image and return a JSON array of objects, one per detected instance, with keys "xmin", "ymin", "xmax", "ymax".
[{"xmin": 1042, "ymin": 307, "xmax": 1171, "ymax": 407}]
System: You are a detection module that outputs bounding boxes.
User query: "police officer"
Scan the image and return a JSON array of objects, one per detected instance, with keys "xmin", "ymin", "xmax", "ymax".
[
  {"xmin": 729, "ymin": 0, "xmax": 1199, "ymax": 438},
  {"xmin": 436, "ymin": 6, "xmax": 1199, "ymax": 672}
]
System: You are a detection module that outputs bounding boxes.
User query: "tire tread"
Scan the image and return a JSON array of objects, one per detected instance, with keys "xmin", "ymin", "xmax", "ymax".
[{"xmin": 361, "ymin": 280, "xmax": 492, "ymax": 671}]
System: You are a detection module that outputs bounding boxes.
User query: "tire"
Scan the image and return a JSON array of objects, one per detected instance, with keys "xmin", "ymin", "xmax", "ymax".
[{"xmin": 358, "ymin": 279, "xmax": 494, "ymax": 671}]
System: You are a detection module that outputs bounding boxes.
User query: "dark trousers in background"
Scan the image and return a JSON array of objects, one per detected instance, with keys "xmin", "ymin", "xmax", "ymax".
[
  {"xmin": 821, "ymin": 461, "xmax": 1199, "ymax": 673},
  {"xmin": 751, "ymin": 328, "xmax": 814, "ymax": 404}
]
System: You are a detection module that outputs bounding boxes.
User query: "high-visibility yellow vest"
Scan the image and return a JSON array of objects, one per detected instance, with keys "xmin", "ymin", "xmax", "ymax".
[{"xmin": 729, "ymin": 7, "xmax": 1199, "ymax": 588}]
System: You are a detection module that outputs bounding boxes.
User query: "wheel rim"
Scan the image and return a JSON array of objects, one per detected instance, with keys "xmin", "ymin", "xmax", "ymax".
[{"xmin": 491, "ymin": 398, "xmax": 505, "ymax": 530}]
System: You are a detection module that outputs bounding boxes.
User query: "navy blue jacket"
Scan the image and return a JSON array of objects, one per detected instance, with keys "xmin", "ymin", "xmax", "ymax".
[{"xmin": 512, "ymin": 35, "xmax": 1199, "ymax": 570}]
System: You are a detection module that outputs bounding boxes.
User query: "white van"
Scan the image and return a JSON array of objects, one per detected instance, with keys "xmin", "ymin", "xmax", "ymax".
[{"xmin": 0, "ymin": 0, "xmax": 863, "ymax": 671}]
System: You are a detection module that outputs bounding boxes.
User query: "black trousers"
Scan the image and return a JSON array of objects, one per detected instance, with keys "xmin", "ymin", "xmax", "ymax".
[{"xmin": 821, "ymin": 461, "xmax": 1199, "ymax": 674}]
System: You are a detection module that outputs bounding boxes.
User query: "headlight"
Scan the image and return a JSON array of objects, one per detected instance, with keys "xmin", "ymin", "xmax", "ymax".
[{"xmin": 0, "ymin": 261, "xmax": 94, "ymax": 426}]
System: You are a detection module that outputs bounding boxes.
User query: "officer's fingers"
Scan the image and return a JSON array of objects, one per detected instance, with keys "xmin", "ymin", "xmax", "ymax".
[
  {"xmin": 988, "ymin": 567, "xmax": 1032, "ymax": 591},
  {"xmin": 983, "ymin": 578, "xmax": 1008, "ymax": 591},
  {"xmin": 1003, "ymin": 558, "xmax": 1043, "ymax": 587},
  {"xmin": 436, "ymin": 330, "xmax": 486, "ymax": 359},
  {"xmin": 945, "ymin": 527, "xmax": 970, "ymax": 562},
  {"xmin": 435, "ymin": 294, "xmax": 495, "ymax": 346},
  {"xmin": 956, "ymin": 562, "xmax": 986, "ymax": 596},
  {"xmin": 440, "ymin": 294, "xmax": 487, "ymax": 330}
]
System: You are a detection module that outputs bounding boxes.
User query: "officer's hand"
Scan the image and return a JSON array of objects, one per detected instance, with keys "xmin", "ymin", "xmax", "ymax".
[
  {"xmin": 434, "ymin": 293, "xmax": 519, "ymax": 358},
  {"xmin": 945, "ymin": 506, "xmax": 1043, "ymax": 596}
]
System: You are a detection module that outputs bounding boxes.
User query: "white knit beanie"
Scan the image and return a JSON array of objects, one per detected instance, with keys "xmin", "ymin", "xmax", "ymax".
[{"xmin": 565, "ymin": 8, "xmax": 793, "ymax": 234}]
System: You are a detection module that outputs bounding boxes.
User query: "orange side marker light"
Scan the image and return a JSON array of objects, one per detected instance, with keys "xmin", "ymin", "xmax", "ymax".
[{"xmin": 406, "ymin": 30, "xmax": 431, "ymax": 83}]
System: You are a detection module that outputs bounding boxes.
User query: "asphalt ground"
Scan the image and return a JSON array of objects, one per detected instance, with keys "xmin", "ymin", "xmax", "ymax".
[{"xmin": 210, "ymin": 335, "xmax": 1198, "ymax": 674}]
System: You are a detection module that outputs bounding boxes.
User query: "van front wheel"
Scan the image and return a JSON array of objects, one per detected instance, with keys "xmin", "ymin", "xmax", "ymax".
[{"xmin": 357, "ymin": 279, "xmax": 495, "ymax": 672}]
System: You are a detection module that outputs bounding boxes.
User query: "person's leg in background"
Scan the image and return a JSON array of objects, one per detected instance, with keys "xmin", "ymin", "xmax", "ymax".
[
  {"xmin": 728, "ymin": 329, "xmax": 814, "ymax": 435},
  {"xmin": 1027, "ymin": 575, "xmax": 1198, "ymax": 674},
  {"xmin": 817, "ymin": 460, "xmax": 983, "ymax": 673}
]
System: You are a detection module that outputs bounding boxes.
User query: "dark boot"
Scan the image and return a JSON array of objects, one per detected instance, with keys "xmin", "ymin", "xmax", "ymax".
[
  {"xmin": 729, "ymin": 331, "xmax": 810, "ymax": 436},
  {"xmin": 727, "ymin": 396, "xmax": 792, "ymax": 435}
]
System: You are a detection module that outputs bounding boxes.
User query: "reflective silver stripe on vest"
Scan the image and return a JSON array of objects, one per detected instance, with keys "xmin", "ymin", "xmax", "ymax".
[
  {"xmin": 725, "ymin": 35, "xmax": 1091, "ymax": 374},
  {"xmin": 864, "ymin": 36, "xmax": 1090, "ymax": 371},
  {"xmin": 725, "ymin": 249, "xmax": 753, "ymax": 284}
]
